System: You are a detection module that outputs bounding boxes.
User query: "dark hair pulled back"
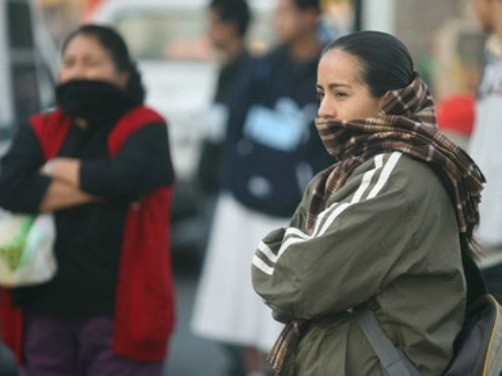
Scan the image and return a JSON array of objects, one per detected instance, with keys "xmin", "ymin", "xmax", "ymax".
[
  {"xmin": 323, "ymin": 31, "xmax": 415, "ymax": 97},
  {"xmin": 61, "ymin": 24, "xmax": 146, "ymax": 103},
  {"xmin": 293, "ymin": 0, "xmax": 321, "ymax": 12}
]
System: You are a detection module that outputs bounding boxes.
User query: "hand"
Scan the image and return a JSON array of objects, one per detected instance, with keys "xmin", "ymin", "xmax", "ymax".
[
  {"xmin": 40, "ymin": 160, "xmax": 55, "ymax": 176},
  {"xmin": 40, "ymin": 158, "xmax": 81, "ymax": 187}
]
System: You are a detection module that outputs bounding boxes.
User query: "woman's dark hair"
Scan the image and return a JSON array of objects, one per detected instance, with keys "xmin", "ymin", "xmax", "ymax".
[
  {"xmin": 323, "ymin": 31, "xmax": 415, "ymax": 97},
  {"xmin": 61, "ymin": 24, "xmax": 146, "ymax": 103},
  {"xmin": 209, "ymin": 0, "xmax": 252, "ymax": 37},
  {"xmin": 294, "ymin": 0, "xmax": 321, "ymax": 12}
]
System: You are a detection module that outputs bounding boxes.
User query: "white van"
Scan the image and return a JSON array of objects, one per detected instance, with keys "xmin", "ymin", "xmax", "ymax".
[{"xmin": 0, "ymin": 0, "xmax": 57, "ymax": 144}]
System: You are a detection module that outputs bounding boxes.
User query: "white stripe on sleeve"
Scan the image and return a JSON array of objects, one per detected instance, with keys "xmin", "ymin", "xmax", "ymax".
[
  {"xmin": 257, "ymin": 241, "xmax": 279, "ymax": 264},
  {"xmin": 252, "ymin": 255, "xmax": 274, "ymax": 275},
  {"xmin": 253, "ymin": 152, "xmax": 402, "ymax": 275}
]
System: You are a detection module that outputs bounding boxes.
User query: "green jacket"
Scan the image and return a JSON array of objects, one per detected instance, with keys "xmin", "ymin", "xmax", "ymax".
[{"xmin": 252, "ymin": 152, "xmax": 466, "ymax": 375}]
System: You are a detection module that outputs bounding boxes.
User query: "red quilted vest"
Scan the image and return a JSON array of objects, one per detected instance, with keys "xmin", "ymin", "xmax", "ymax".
[{"xmin": 0, "ymin": 107, "xmax": 176, "ymax": 362}]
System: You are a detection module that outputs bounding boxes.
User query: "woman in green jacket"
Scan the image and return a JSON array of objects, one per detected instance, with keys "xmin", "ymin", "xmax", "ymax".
[{"xmin": 252, "ymin": 31, "xmax": 485, "ymax": 375}]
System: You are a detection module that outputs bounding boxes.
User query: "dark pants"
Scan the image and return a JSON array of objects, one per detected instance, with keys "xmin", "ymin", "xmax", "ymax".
[{"xmin": 20, "ymin": 314, "xmax": 165, "ymax": 376}]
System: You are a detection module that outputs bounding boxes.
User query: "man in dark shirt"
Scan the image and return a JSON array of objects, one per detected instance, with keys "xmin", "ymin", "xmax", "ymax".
[{"xmin": 192, "ymin": 1, "xmax": 332, "ymax": 375}]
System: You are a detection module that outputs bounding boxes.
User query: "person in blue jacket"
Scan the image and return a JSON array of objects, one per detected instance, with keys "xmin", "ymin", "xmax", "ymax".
[{"xmin": 191, "ymin": 0, "xmax": 333, "ymax": 374}]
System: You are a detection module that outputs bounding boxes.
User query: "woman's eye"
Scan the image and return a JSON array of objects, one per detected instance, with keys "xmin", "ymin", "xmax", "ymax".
[
  {"xmin": 335, "ymin": 92, "xmax": 347, "ymax": 98},
  {"xmin": 84, "ymin": 59, "xmax": 101, "ymax": 67},
  {"xmin": 62, "ymin": 59, "xmax": 74, "ymax": 68},
  {"xmin": 316, "ymin": 92, "xmax": 324, "ymax": 101}
]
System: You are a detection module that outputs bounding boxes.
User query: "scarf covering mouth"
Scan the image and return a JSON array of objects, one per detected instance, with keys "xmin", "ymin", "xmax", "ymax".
[
  {"xmin": 269, "ymin": 73, "xmax": 485, "ymax": 376},
  {"xmin": 56, "ymin": 79, "xmax": 140, "ymax": 127},
  {"xmin": 312, "ymin": 73, "xmax": 484, "ymax": 242}
]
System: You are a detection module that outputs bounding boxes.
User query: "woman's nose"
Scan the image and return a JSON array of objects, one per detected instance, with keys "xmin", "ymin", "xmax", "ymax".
[
  {"xmin": 66, "ymin": 64, "xmax": 87, "ymax": 80},
  {"xmin": 317, "ymin": 98, "xmax": 336, "ymax": 119}
]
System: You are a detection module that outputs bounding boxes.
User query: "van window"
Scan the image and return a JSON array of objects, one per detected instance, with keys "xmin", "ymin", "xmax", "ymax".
[
  {"xmin": 7, "ymin": 1, "xmax": 35, "ymax": 49},
  {"xmin": 111, "ymin": 8, "xmax": 275, "ymax": 62},
  {"xmin": 7, "ymin": 0, "xmax": 41, "ymax": 126},
  {"xmin": 114, "ymin": 10, "xmax": 211, "ymax": 61}
]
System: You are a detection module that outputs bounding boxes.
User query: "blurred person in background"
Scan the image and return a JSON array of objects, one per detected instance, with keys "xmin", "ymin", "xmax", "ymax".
[
  {"xmin": 0, "ymin": 24, "xmax": 175, "ymax": 376},
  {"xmin": 196, "ymin": 0, "xmax": 254, "ymax": 255},
  {"xmin": 191, "ymin": 0, "xmax": 332, "ymax": 374},
  {"xmin": 194, "ymin": 1, "xmax": 254, "ymax": 374},
  {"xmin": 197, "ymin": 0, "xmax": 254, "ymax": 196},
  {"xmin": 469, "ymin": 0, "xmax": 502, "ymax": 303},
  {"xmin": 252, "ymin": 30, "xmax": 485, "ymax": 375}
]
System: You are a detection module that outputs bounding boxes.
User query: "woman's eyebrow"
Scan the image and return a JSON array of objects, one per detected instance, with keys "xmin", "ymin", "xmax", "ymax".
[
  {"xmin": 327, "ymin": 83, "xmax": 351, "ymax": 89},
  {"xmin": 316, "ymin": 83, "xmax": 352, "ymax": 91}
]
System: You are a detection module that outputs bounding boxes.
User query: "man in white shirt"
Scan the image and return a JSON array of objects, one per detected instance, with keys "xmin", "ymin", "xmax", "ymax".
[{"xmin": 470, "ymin": 0, "xmax": 502, "ymax": 302}]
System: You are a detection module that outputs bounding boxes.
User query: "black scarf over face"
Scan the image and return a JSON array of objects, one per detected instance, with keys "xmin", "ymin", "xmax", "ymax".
[{"xmin": 55, "ymin": 80, "xmax": 141, "ymax": 128}]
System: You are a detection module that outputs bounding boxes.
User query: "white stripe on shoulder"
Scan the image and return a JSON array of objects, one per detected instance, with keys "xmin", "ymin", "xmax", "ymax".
[
  {"xmin": 367, "ymin": 152, "xmax": 402, "ymax": 199},
  {"xmin": 315, "ymin": 153, "xmax": 383, "ymax": 234},
  {"xmin": 351, "ymin": 154, "xmax": 384, "ymax": 203},
  {"xmin": 252, "ymin": 255, "xmax": 274, "ymax": 275}
]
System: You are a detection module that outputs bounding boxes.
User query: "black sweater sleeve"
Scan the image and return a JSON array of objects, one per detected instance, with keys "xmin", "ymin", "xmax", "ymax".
[
  {"xmin": 79, "ymin": 121, "xmax": 174, "ymax": 201},
  {"xmin": 0, "ymin": 125, "xmax": 51, "ymax": 214}
]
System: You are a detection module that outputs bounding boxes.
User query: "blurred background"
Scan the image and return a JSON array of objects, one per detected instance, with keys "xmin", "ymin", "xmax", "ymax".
[{"xmin": 0, "ymin": 0, "xmax": 485, "ymax": 375}]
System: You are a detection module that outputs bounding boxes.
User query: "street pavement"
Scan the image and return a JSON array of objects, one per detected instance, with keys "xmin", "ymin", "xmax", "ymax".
[{"xmin": 166, "ymin": 258, "xmax": 230, "ymax": 376}]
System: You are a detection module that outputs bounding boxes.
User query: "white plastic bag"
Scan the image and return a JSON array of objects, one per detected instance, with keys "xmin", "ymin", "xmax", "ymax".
[{"xmin": 0, "ymin": 209, "xmax": 57, "ymax": 287}]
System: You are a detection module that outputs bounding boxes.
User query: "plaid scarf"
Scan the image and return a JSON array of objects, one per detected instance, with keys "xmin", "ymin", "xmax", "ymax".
[
  {"xmin": 310, "ymin": 73, "xmax": 484, "ymax": 240},
  {"xmin": 269, "ymin": 74, "xmax": 485, "ymax": 375}
]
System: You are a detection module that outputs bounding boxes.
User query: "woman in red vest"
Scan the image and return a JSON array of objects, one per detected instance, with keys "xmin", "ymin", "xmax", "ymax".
[{"xmin": 0, "ymin": 24, "xmax": 176, "ymax": 375}]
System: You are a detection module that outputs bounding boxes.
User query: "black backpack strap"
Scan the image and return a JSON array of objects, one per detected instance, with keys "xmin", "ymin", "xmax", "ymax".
[
  {"xmin": 427, "ymin": 164, "xmax": 488, "ymax": 303},
  {"xmin": 354, "ymin": 307, "xmax": 422, "ymax": 376},
  {"xmin": 354, "ymin": 167, "xmax": 487, "ymax": 376},
  {"xmin": 459, "ymin": 236, "xmax": 488, "ymax": 305}
]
